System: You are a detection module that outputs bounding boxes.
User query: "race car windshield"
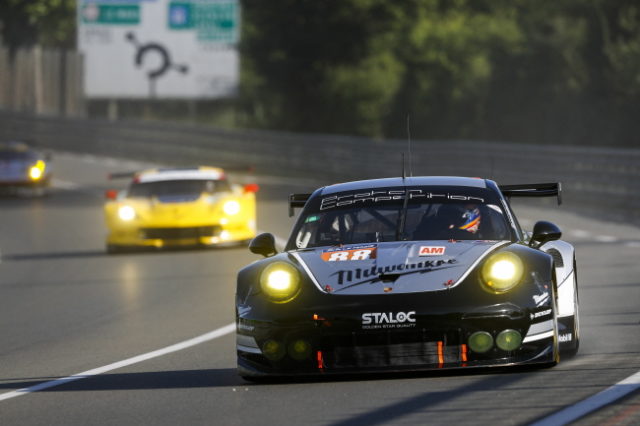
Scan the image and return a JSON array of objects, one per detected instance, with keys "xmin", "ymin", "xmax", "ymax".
[
  {"xmin": 128, "ymin": 179, "xmax": 231, "ymax": 199},
  {"xmin": 290, "ymin": 188, "xmax": 513, "ymax": 249},
  {"xmin": 0, "ymin": 151, "xmax": 37, "ymax": 161}
]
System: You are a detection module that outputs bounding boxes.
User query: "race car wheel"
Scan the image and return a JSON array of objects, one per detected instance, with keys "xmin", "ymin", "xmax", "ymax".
[
  {"xmin": 542, "ymin": 272, "xmax": 560, "ymax": 368},
  {"xmin": 560, "ymin": 259, "xmax": 580, "ymax": 357},
  {"xmin": 106, "ymin": 244, "xmax": 126, "ymax": 254}
]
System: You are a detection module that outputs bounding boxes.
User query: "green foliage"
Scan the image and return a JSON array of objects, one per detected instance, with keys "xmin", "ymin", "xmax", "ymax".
[
  {"xmin": 241, "ymin": 0, "xmax": 640, "ymax": 144},
  {"xmin": 385, "ymin": 0, "xmax": 524, "ymax": 137},
  {"xmin": 0, "ymin": 0, "xmax": 76, "ymax": 50},
  {"xmin": 240, "ymin": 0, "xmax": 402, "ymax": 134},
  {"xmin": 602, "ymin": 1, "xmax": 640, "ymax": 97},
  {"xmin": 1, "ymin": 0, "xmax": 639, "ymax": 145}
]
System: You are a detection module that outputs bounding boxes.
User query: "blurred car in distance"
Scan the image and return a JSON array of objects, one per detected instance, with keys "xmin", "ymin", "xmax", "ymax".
[
  {"xmin": 0, "ymin": 141, "xmax": 52, "ymax": 196},
  {"xmin": 104, "ymin": 166, "xmax": 258, "ymax": 253}
]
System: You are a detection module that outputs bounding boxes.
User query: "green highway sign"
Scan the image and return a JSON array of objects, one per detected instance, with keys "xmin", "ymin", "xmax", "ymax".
[
  {"xmin": 81, "ymin": 4, "xmax": 140, "ymax": 25},
  {"xmin": 168, "ymin": 1, "xmax": 238, "ymax": 43},
  {"xmin": 168, "ymin": 2, "xmax": 193, "ymax": 30},
  {"xmin": 78, "ymin": 0, "xmax": 240, "ymax": 99}
]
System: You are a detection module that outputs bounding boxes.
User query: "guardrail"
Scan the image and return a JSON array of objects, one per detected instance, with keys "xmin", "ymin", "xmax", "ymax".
[{"xmin": 1, "ymin": 110, "xmax": 639, "ymax": 224}]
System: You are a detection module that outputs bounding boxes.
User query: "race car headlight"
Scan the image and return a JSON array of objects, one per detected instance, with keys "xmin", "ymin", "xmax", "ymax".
[
  {"xmin": 29, "ymin": 160, "xmax": 46, "ymax": 181},
  {"xmin": 260, "ymin": 262, "xmax": 301, "ymax": 303},
  {"xmin": 223, "ymin": 200, "xmax": 241, "ymax": 215},
  {"xmin": 117, "ymin": 205, "xmax": 136, "ymax": 221},
  {"xmin": 480, "ymin": 252, "xmax": 524, "ymax": 294}
]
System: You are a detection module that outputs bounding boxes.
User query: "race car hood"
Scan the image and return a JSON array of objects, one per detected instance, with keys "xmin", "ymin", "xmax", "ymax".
[{"xmin": 293, "ymin": 240, "xmax": 510, "ymax": 295}]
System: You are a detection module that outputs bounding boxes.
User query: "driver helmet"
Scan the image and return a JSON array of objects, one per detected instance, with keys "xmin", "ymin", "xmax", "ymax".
[{"xmin": 437, "ymin": 204, "xmax": 481, "ymax": 234}]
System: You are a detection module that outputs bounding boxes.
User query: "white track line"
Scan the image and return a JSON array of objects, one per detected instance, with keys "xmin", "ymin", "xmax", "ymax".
[
  {"xmin": 531, "ymin": 370, "xmax": 640, "ymax": 425},
  {"xmin": 51, "ymin": 179, "xmax": 80, "ymax": 190},
  {"xmin": 570, "ymin": 229, "xmax": 590, "ymax": 238},
  {"xmin": 594, "ymin": 235, "xmax": 618, "ymax": 243},
  {"xmin": 0, "ymin": 323, "xmax": 235, "ymax": 403}
]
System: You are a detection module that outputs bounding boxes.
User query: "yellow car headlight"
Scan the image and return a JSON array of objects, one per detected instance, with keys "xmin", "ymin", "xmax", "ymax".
[
  {"xmin": 117, "ymin": 205, "xmax": 136, "ymax": 221},
  {"xmin": 480, "ymin": 252, "xmax": 524, "ymax": 294},
  {"xmin": 223, "ymin": 200, "xmax": 241, "ymax": 215},
  {"xmin": 260, "ymin": 262, "xmax": 301, "ymax": 303},
  {"xmin": 29, "ymin": 160, "xmax": 46, "ymax": 181}
]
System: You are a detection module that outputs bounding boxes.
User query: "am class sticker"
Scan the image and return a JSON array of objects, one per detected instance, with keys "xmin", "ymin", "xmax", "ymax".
[{"xmin": 419, "ymin": 246, "xmax": 446, "ymax": 256}]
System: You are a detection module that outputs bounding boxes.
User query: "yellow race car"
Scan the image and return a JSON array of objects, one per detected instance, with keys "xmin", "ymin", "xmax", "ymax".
[{"xmin": 104, "ymin": 166, "xmax": 258, "ymax": 253}]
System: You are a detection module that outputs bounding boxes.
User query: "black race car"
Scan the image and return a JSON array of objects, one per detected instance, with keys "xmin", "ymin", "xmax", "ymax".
[{"xmin": 236, "ymin": 177, "xmax": 579, "ymax": 378}]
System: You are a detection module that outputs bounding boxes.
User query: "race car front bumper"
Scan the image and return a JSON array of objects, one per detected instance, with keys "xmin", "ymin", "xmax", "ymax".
[
  {"xmin": 106, "ymin": 223, "xmax": 255, "ymax": 249},
  {"xmin": 236, "ymin": 303, "xmax": 558, "ymax": 377},
  {"xmin": 0, "ymin": 176, "xmax": 51, "ymax": 189}
]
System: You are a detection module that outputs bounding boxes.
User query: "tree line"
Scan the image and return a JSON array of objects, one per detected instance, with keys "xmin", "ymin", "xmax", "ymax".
[
  {"xmin": 2, "ymin": 0, "xmax": 639, "ymax": 146},
  {"xmin": 240, "ymin": 0, "xmax": 640, "ymax": 146}
]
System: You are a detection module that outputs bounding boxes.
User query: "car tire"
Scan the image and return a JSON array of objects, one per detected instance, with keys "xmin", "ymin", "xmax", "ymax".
[
  {"xmin": 560, "ymin": 259, "xmax": 580, "ymax": 357},
  {"xmin": 106, "ymin": 244, "xmax": 125, "ymax": 254},
  {"xmin": 542, "ymin": 271, "xmax": 560, "ymax": 368}
]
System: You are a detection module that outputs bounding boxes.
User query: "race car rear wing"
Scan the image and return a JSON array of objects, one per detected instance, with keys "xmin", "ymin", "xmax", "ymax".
[
  {"xmin": 289, "ymin": 183, "xmax": 561, "ymax": 216},
  {"xmin": 289, "ymin": 193, "xmax": 311, "ymax": 217},
  {"xmin": 499, "ymin": 182, "xmax": 562, "ymax": 205}
]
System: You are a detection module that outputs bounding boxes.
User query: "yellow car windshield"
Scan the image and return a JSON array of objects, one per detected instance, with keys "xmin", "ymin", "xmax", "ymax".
[{"xmin": 128, "ymin": 179, "xmax": 231, "ymax": 201}]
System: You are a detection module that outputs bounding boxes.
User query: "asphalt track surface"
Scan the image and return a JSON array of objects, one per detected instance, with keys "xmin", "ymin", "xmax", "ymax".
[{"xmin": 1, "ymin": 152, "xmax": 639, "ymax": 426}]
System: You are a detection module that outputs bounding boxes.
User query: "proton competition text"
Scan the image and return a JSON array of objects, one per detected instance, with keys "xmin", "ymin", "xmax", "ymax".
[{"xmin": 320, "ymin": 189, "xmax": 485, "ymax": 211}]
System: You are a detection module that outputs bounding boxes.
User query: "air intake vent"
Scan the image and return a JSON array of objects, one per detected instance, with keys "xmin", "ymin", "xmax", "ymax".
[{"xmin": 546, "ymin": 248, "xmax": 564, "ymax": 268}]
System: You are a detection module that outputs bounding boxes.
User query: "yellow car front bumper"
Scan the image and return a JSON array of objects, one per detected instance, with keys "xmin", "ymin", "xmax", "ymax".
[
  {"xmin": 104, "ymin": 191, "xmax": 257, "ymax": 251},
  {"xmin": 106, "ymin": 222, "xmax": 256, "ymax": 249}
]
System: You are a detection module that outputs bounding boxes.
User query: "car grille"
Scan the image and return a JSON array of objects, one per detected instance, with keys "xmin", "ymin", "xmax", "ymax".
[
  {"xmin": 321, "ymin": 329, "xmax": 464, "ymax": 369},
  {"xmin": 140, "ymin": 226, "xmax": 220, "ymax": 240}
]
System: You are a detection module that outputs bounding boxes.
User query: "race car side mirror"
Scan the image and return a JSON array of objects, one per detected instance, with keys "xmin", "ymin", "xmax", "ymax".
[
  {"xmin": 105, "ymin": 189, "xmax": 119, "ymax": 200},
  {"xmin": 249, "ymin": 233, "xmax": 277, "ymax": 257},
  {"xmin": 244, "ymin": 183, "xmax": 259, "ymax": 193},
  {"xmin": 530, "ymin": 221, "xmax": 562, "ymax": 247}
]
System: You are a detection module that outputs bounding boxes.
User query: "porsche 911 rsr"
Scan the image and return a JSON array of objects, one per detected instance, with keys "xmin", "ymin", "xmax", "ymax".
[
  {"xmin": 104, "ymin": 166, "xmax": 258, "ymax": 252},
  {"xmin": 236, "ymin": 177, "xmax": 579, "ymax": 378},
  {"xmin": 0, "ymin": 141, "xmax": 51, "ymax": 195}
]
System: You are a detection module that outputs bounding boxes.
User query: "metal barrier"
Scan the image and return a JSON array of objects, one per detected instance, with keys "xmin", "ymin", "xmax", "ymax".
[{"xmin": 1, "ymin": 110, "xmax": 638, "ymax": 223}]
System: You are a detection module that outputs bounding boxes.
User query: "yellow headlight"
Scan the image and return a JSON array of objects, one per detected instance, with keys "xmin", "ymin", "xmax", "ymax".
[
  {"xmin": 223, "ymin": 200, "xmax": 241, "ymax": 215},
  {"xmin": 480, "ymin": 252, "xmax": 524, "ymax": 293},
  {"xmin": 260, "ymin": 262, "xmax": 301, "ymax": 303},
  {"xmin": 118, "ymin": 205, "xmax": 136, "ymax": 221},
  {"xmin": 29, "ymin": 160, "xmax": 46, "ymax": 181}
]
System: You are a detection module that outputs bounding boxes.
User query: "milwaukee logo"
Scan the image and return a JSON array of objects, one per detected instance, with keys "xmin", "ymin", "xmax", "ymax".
[{"xmin": 419, "ymin": 246, "xmax": 446, "ymax": 256}]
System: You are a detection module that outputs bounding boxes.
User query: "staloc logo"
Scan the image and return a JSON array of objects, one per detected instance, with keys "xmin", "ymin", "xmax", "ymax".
[{"xmin": 362, "ymin": 311, "xmax": 416, "ymax": 325}]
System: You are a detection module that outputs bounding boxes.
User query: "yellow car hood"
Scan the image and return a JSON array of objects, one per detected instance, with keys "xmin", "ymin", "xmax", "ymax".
[{"xmin": 106, "ymin": 195, "xmax": 229, "ymax": 227}]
